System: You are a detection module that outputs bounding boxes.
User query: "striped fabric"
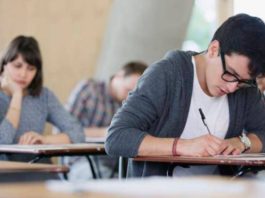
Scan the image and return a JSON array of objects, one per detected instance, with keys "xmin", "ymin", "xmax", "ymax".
[
  {"xmin": 64, "ymin": 79, "xmax": 120, "ymax": 179},
  {"xmin": 67, "ymin": 79, "xmax": 120, "ymax": 128}
]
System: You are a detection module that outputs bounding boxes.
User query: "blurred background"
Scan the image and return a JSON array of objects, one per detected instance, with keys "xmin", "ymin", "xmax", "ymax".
[{"xmin": 0, "ymin": 0, "xmax": 263, "ymax": 132}]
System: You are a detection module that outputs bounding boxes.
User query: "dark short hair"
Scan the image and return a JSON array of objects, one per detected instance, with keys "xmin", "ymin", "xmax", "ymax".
[
  {"xmin": 121, "ymin": 61, "xmax": 147, "ymax": 77},
  {"xmin": 211, "ymin": 13, "xmax": 265, "ymax": 78},
  {"xmin": 0, "ymin": 35, "xmax": 43, "ymax": 96}
]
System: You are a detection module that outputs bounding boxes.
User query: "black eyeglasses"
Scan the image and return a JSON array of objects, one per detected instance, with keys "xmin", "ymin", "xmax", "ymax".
[{"xmin": 220, "ymin": 51, "xmax": 257, "ymax": 88}]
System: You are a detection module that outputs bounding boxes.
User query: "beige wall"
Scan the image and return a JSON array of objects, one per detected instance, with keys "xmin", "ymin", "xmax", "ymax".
[
  {"xmin": 0, "ymin": 0, "xmax": 112, "ymax": 103},
  {"xmin": 216, "ymin": 0, "xmax": 234, "ymax": 25}
]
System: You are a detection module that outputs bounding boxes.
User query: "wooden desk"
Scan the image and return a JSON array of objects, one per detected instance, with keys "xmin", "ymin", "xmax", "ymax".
[
  {"xmin": 0, "ymin": 182, "xmax": 107, "ymax": 198},
  {"xmin": 0, "ymin": 161, "xmax": 69, "ymax": 173},
  {"xmin": 134, "ymin": 153, "xmax": 265, "ymax": 177},
  {"xmin": 0, "ymin": 143, "xmax": 105, "ymax": 179},
  {"xmin": 0, "ymin": 143, "xmax": 105, "ymax": 156},
  {"xmin": 0, "ymin": 176, "xmax": 265, "ymax": 198},
  {"xmin": 0, "ymin": 161, "xmax": 69, "ymax": 183},
  {"xmin": 134, "ymin": 153, "xmax": 265, "ymax": 166}
]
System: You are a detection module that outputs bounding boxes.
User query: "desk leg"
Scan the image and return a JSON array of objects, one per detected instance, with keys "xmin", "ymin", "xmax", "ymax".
[
  {"xmin": 86, "ymin": 156, "xmax": 97, "ymax": 179},
  {"xmin": 232, "ymin": 166, "xmax": 262, "ymax": 180},
  {"xmin": 118, "ymin": 156, "xmax": 127, "ymax": 179},
  {"xmin": 62, "ymin": 172, "xmax": 68, "ymax": 180},
  {"xmin": 28, "ymin": 155, "xmax": 42, "ymax": 163},
  {"xmin": 58, "ymin": 157, "xmax": 68, "ymax": 180}
]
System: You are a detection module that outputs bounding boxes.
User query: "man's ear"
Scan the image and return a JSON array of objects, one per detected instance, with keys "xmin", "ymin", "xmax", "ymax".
[{"xmin": 207, "ymin": 40, "xmax": 220, "ymax": 58}]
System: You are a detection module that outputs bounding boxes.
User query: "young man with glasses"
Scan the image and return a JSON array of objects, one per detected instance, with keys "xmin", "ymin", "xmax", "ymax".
[{"xmin": 105, "ymin": 14, "xmax": 265, "ymax": 177}]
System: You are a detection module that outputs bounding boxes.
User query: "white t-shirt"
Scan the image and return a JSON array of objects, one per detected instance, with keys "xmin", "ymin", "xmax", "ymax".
[{"xmin": 173, "ymin": 56, "xmax": 229, "ymax": 176}]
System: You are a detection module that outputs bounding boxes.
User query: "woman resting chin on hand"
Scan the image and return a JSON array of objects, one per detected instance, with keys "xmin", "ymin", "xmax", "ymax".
[{"xmin": 0, "ymin": 35, "xmax": 85, "ymax": 154}]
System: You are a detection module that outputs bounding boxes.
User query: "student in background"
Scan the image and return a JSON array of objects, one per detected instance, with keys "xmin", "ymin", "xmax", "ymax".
[
  {"xmin": 106, "ymin": 14, "xmax": 265, "ymax": 177},
  {"xmin": 64, "ymin": 61, "xmax": 147, "ymax": 180},
  {"xmin": 0, "ymin": 35, "xmax": 85, "ymax": 163}
]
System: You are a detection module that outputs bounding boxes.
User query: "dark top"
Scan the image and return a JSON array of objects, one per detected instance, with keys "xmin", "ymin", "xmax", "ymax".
[{"xmin": 106, "ymin": 50, "xmax": 265, "ymax": 177}]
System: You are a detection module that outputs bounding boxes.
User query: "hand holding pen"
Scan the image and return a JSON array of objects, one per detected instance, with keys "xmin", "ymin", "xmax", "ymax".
[{"xmin": 198, "ymin": 108, "xmax": 239, "ymax": 155}]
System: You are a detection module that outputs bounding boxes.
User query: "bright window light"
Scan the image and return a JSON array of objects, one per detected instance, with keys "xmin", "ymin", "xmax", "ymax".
[{"xmin": 234, "ymin": 0, "xmax": 265, "ymax": 20}]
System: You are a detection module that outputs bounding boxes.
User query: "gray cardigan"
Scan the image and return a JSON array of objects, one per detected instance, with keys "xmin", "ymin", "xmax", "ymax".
[{"xmin": 105, "ymin": 50, "xmax": 265, "ymax": 177}]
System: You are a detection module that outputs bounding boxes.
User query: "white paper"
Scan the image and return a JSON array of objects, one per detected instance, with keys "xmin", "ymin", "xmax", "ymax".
[
  {"xmin": 215, "ymin": 153, "xmax": 265, "ymax": 160},
  {"xmin": 46, "ymin": 177, "xmax": 259, "ymax": 197},
  {"xmin": 0, "ymin": 143, "xmax": 103, "ymax": 152},
  {"xmin": 85, "ymin": 137, "xmax": 105, "ymax": 143}
]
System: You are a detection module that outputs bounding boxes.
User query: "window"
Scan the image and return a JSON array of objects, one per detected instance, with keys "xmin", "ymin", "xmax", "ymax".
[
  {"xmin": 234, "ymin": 0, "xmax": 265, "ymax": 20},
  {"xmin": 182, "ymin": 0, "xmax": 217, "ymax": 51}
]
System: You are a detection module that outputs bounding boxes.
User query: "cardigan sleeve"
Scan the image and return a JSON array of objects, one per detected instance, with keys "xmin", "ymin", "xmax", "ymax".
[
  {"xmin": 0, "ymin": 97, "xmax": 17, "ymax": 144},
  {"xmin": 244, "ymin": 88, "xmax": 265, "ymax": 152},
  {"xmin": 105, "ymin": 60, "xmax": 170, "ymax": 158},
  {"xmin": 45, "ymin": 88, "xmax": 85, "ymax": 143},
  {"xmin": 0, "ymin": 118, "xmax": 16, "ymax": 144}
]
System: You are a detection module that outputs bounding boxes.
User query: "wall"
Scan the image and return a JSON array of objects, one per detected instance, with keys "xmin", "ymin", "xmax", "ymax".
[
  {"xmin": 0, "ymin": 0, "xmax": 112, "ymax": 103},
  {"xmin": 95, "ymin": 0, "xmax": 194, "ymax": 80}
]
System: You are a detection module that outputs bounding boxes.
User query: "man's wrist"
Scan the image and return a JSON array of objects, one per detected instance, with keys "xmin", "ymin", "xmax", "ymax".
[
  {"xmin": 172, "ymin": 138, "xmax": 179, "ymax": 156},
  {"xmin": 238, "ymin": 133, "xmax": 251, "ymax": 153},
  {"xmin": 173, "ymin": 139, "xmax": 187, "ymax": 156}
]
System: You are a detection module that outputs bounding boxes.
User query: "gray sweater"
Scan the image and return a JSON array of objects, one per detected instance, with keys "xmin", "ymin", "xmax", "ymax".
[
  {"xmin": 106, "ymin": 50, "xmax": 265, "ymax": 177},
  {"xmin": 0, "ymin": 87, "xmax": 85, "ymax": 162}
]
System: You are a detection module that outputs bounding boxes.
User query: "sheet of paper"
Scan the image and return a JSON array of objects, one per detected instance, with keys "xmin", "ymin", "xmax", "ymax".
[
  {"xmin": 0, "ymin": 143, "xmax": 103, "ymax": 152},
  {"xmin": 215, "ymin": 153, "xmax": 265, "ymax": 160},
  {"xmin": 46, "ymin": 177, "xmax": 256, "ymax": 196},
  {"xmin": 85, "ymin": 137, "xmax": 105, "ymax": 143}
]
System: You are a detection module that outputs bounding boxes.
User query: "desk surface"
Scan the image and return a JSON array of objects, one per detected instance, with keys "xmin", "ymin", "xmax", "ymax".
[
  {"xmin": 0, "ymin": 182, "xmax": 107, "ymax": 198},
  {"xmin": 0, "ymin": 161, "xmax": 69, "ymax": 173},
  {"xmin": 0, "ymin": 177, "xmax": 265, "ymax": 198},
  {"xmin": 134, "ymin": 153, "xmax": 265, "ymax": 166},
  {"xmin": 0, "ymin": 143, "xmax": 105, "ymax": 156}
]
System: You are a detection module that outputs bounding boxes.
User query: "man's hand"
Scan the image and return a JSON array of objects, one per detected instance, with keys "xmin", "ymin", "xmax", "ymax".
[
  {"xmin": 176, "ymin": 134, "xmax": 227, "ymax": 157},
  {"xmin": 221, "ymin": 137, "xmax": 245, "ymax": 155},
  {"xmin": 19, "ymin": 131, "xmax": 46, "ymax": 145}
]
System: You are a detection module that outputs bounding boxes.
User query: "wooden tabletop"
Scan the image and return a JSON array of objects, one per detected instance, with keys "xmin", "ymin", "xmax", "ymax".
[
  {"xmin": 0, "ymin": 143, "xmax": 105, "ymax": 156},
  {"xmin": 134, "ymin": 153, "xmax": 265, "ymax": 166},
  {"xmin": 0, "ymin": 182, "xmax": 109, "ymax": 198},
  {"xmin": 0, "ymin": 161, "xmax": 69, "ymax": 173},
  {"xmin": 0, "ymin": 176, "xmax": 265, "ymax": 198}
]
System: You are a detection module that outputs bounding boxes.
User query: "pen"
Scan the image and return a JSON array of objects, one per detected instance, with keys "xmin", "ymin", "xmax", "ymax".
[{"xmin": 198, "ymin": 108, "xmax": 212, "ymax": 135}]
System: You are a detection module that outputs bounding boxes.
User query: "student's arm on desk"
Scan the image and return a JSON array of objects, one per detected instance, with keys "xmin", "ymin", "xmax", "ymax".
[
  {"xmin": 138, "ymin": 134, "xmax": 229, "ymax": 157},
  {"xmin": 224, "ymin": 133, "xmax": 262, "ymax": 154},
  {"xmin": 85, "ymin": 127, "xmax": 107, "ymax": 137},
  {"xmin": 139, "ymin": 133, "xmax": 262, "ymax": 157},
  {"xmin": 19, "ymin": 132, "xmax": 71, "ymax": 145}
]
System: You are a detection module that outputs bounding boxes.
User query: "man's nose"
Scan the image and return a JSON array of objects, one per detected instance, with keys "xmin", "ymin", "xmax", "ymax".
[{"xmin": 226, "ymin": 81, "xmax": 238, "ymax": 93}]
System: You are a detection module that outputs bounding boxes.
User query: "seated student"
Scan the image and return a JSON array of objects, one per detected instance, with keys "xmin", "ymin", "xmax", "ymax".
[
  {"xmin": 105, "ymin": 14, "xmax": 265, "ymax": 177},
  {"xmin": 64, "ymin": 61, "xmax": 147, "ymax": 180},
  {"xmin": 0, "ymin": 35, "xmax": 85, "ymax": 165}
]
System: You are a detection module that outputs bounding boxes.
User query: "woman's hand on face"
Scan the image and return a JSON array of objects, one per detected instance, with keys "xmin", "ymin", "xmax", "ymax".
[
  {"xmin": 18, "ymin": 131, "xmax": 46, "ymax": 145},
  {"xmin": 0, "ymin": 68, "xmax": 22, "ymax": 96}
]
